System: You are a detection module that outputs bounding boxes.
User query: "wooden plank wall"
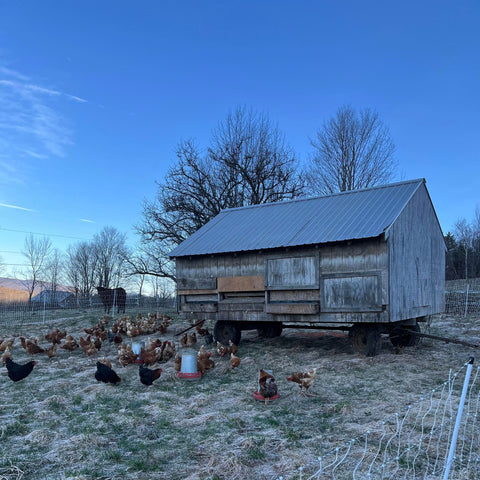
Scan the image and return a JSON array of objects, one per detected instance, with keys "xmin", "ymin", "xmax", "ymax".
[
  {"xmin": 387, "ymin": 184, "xmax": 445, "ymax": 321},
  {"xmin": 319, "ymin": 240, "xmax": 388, "ymax": 311}
]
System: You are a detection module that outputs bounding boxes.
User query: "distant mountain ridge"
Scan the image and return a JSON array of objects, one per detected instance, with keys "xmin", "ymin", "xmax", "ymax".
[{"xmin": 0, "ymin": 277, "xmax": 73, "ymax": 302}]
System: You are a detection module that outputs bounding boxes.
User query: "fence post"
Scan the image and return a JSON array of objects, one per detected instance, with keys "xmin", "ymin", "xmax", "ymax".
[
  {"xmin": 112, "ymin": 288, "xmax": 117, "ymax": 315},
  {"xmin": 442, "ymin": 357, "xmax": 475, "ymax": 480},
  {"xmin": 43, "ymin": 292, "xmax": 46, "ymax": 324},
  {"xmin": 464, "ymin": 284, "xmax": 469, "ymax": 317}
]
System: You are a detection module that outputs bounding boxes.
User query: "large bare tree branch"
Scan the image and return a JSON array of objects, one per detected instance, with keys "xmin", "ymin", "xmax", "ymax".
[{"xmin": 134, "ymin": 106, "xmax": 305, "ymax": 281}]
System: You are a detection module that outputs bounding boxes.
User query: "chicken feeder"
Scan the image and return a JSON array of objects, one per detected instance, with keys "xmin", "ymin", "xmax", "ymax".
[
  {"xmin": 131, "ymin": 341, "xmax": 144, "ymax": 364},
  {"xmin": 177, "ymin": 348, "xmax": 201, "ymax": 380}
]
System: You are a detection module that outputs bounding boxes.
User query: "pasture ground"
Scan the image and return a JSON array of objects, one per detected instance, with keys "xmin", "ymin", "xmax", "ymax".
[{"xmin": 0, "ymin": 311, "xmax": 479, "ymax": 480}]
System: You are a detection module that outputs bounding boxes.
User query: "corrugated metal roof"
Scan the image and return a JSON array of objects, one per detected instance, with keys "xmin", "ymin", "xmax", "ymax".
[{"xmin": 169, "ymin": 178, "xmax": 425, "ymax": 257}]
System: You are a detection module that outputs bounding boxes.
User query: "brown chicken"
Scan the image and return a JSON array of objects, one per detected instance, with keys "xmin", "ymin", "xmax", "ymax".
[
  {"xmin": 44, "ymin": 343, "xmax": 57, "ymax": 358},
  {"xmin": 197, "ymin": 345, "xmax": 211, "ymax": 360},
  {"xmin": 157, "ymin": 321, "xmax": 168, "ymax": 335},
  {"xmin": 2, "ymin": 347, "xmax": 12, "ymax": 365},
  {"xmin": 79, "ymin": 336, "xmax": 97, "ymax": 356},
  {"xmin": 118, "ymin": 343, "xmax": 138, "ymax": 367},
  {"xmin": 227, "ymin": 340, "xmax": 238, "ymax": 355},
  {"xmin": 195, "ymin": 321, "xmax": 208, "ymax": 336},
  {"xmin": 186, "ymin": 332, "xmax": 197, "ymax": 347},
  {"xmin": 99, "ymin": 357, "xmax": 112, "ymax": 369},
  {"xmin": 286, "ymin": 368, "xmax": 317, "ymax": 393},
  {"xmin": 197, "ymin": 345, "xmax": 214, "ymax": 373},
  {"xmin": 230, "ymin": 352, "xmax": 241, "ymax": 369},
  {"xmin": 258, "ymin": 370, "xmax": 278, "ymax": 405},
  {"xmin": 140, "ymin": 347, "xmax": 158, "ymax": 366},
  {"xmin": 174, "ymin": 353, "xmax": 182, "ymax": 372},
  {"xmin": 180, "ymin": 334, "xmax": 188, "ymax": 348},
  {"xmin": 45, "ymin": 328, "xmax": 66, "ymax": 344},
  {"xmin": 60, "ymin": 335, "xmax": 79, "ymax": 351},
  {"xmin": 79, "ymin": 335, "xmax": 91, "ymax": 353},
  {"xmin": 197, "ymin": 356, "xmax": 215, "ymax": 374},
  {"xmin": 20, "ymin": 337, "xmax": 45, "ymax": 355},
  {"xmin": 216, "ymin": 341, "xmax": 228, "ymax": 357},
  {"xmin": 162, "ymin": 341, "xmax": 176, "ymax": 362},
  {"xmin": 0, "ymin": 337, "xmax": 15, "ymax": 352}
]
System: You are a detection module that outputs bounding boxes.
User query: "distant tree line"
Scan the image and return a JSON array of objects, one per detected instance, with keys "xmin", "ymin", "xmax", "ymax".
[
  {"xmin": 445, "ymin": 208, "xmax": 480, "ymax": 281},
  {"xmin": 10, "ymin": 226, "xmax": 176, "ymax": 307},
  {"xmin": 13, "ymin": 227, "xmax": 129, "ymax": 306}
]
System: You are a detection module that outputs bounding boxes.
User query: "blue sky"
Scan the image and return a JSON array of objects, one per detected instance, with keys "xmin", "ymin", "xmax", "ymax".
[{"xmin": 0, "ymin": 1, "xmax": 479, "ymax": 274}]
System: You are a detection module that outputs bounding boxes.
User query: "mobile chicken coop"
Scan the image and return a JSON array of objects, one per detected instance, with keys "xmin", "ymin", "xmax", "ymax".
[{"xmin": 169, "ymin": 179, "xmax": 445, "ymax": 355}]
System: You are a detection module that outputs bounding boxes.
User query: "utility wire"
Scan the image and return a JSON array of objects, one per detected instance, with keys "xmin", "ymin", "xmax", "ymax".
[{"xmin": 0, "ymin": 226, "xmax": 87, "ymax": 240}]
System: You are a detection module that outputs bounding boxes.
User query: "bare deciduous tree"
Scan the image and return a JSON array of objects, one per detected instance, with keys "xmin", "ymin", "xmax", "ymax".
[
  {"xmin": 44, "ymin": 248, "xmax": 63, "ymax": 304},
  {"xmin": 134, "ymin": 106, "xmax": 304, "ymax": 280},
  {"xmin": 93, "ymin": 226, "xmax": 129, "ymax": 288},
  {"xmin": 307, "ymin": 105, "xmax": 397, "ymax": 195},
  {"xmin": 65, "ymin": 241, "xmax": 98, "ymax": 305},
  {"xmin": 455, "ymin": 218, "xmax": 474, "ymax": 281},
  {"xmin": 22, "ymin": 234, "xmax": 52, "ymax": 303}
]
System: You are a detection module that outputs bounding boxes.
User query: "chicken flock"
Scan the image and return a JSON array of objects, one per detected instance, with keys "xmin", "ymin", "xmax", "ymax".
[{"xmin": 1, "ymin": 314, "xmax": 318, "ymax": 402}]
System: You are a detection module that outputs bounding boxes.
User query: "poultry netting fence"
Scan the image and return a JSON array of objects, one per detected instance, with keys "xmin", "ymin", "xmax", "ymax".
[
  {"xmin": 276, "ymin": 359, "xmax": 480, "ymax": 480},
  {"xmin": 445, "ymin": 280, "xmax": 480, "ymax": 317},
  {"xmin": 0, "ymin": 296, "xmax": 176, "ymax": 327}
]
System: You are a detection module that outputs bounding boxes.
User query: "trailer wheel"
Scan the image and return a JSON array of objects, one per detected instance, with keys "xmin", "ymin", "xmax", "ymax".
[
  {"xmin": 257, "ymin": 323, "xmax": 283, "ymax": 338},
  {"xmin": 349, "ymin": 324, "xmax": 380, "ymax": 356},
  {"xmin": 213, "ymin": 321, "xmax": 241, "ymax": 345},
  {"xmin": 389, "ymin": 322, "xmax": 421, "ymax": 347}
]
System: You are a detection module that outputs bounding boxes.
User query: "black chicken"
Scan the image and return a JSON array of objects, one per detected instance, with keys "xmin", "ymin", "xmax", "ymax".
[
  {"xmin": 95, "ymin": 361, "xmax": 121, "ymax": 384},
  {"xmin": 139, "ymin": 365, "xmax": 162, "ymax": 386},
  {"xmin": 5, "ymin": 358, "xmax": 37, "ymax": 382}
]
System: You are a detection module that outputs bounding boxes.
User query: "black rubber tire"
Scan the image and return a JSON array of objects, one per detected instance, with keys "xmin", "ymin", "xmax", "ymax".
[
  {"xmin": 389, "ymin": 322, "xmax": 421, "ymax": 347},
  {"xmin": 349, "ymin": 324, "xmax": 380, "ymax": 356},
  {"xmin": 213, "ymin": 321, "xmax": 241, "ymax": 345},
  {"xmin": 257, "ymin": 323, "xmax": 283, "ymax": 338}
]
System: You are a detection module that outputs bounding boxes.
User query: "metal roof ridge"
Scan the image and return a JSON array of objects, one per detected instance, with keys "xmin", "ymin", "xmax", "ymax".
[{"xmin": 221, "ymin": 178, "xmax": 426, "ymax": 213}]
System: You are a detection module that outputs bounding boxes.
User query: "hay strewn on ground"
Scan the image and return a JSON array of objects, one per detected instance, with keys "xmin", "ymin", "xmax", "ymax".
[{"xmin": 1, "ymin": 312, "xmax": 479, "ymax": 480}]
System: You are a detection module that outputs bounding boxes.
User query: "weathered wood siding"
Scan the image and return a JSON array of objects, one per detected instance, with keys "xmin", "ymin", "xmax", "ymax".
[
  {"xmin": 176, "ymin": 239, "xmax": 390, "ymax": 324},
  {"xmin": 387, "ymin": 183, "xmax": 445, "ymax": 321},
  {"xmin": 319, "ymin": 239, "xmax": 388, "ymax": 313}
]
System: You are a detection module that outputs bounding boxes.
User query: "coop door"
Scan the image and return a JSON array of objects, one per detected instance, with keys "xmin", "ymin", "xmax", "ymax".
[
  {"xmin": 321, "ymin": 272, "xmax": 382, "ymax": 312},
  {"xmin": 265, "ymin": 255, "xmax": 318, "ymax": 290}
]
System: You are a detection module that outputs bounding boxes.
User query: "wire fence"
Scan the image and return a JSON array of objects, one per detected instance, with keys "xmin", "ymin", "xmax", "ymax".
[
  {"xmin": 277, "ymin": 358, "xmax": 480, "ymax": 480},
  {"xmin": 445, "ymin": 280, "xmax": 480, "ymax": 317},
  {"xmin": 0, "ymin": 295, "xmax": 176, "ymax": 327}
]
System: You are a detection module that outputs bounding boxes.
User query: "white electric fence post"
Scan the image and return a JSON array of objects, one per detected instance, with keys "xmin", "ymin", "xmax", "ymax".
[{"xmin": 443, "ymin": 357, "xmax": 475, "ymax": 480}]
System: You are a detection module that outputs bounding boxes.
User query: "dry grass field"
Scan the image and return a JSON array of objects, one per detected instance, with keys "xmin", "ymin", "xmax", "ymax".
[{"xmin": 1, "ymin": 311, "xmax": 479, "ymax": 480}]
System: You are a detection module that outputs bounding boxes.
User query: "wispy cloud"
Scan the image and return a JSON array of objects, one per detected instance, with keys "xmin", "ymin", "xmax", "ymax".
[
  {"xmin": 79, "ymin": 218, "xmax": 95, "ymax": 223},
  {"xmin": 0, "ymin": 66, "xmax": 87, "ymax": 186},
  {"xmin": 0, "ymin": 202, "xmax": 37, "ymax": 212},
  {"xmin": 0, "ymin": 80, "xmax": 88, "ymax": 103},
  {"xmin": 0, "ymin": 66, "xmax": 29, "ymax": 81}
]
